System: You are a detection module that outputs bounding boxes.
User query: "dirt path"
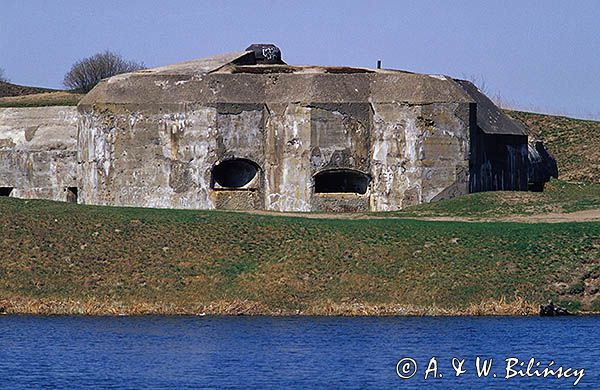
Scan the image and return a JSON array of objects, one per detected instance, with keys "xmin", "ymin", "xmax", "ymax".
[
  {"xmin": 498, "ymin": 208, "xmax": 600, "ymax": 223},
  {"xmin": 235, "ymin": 208, "xmax": 600, "ymax": 223}
]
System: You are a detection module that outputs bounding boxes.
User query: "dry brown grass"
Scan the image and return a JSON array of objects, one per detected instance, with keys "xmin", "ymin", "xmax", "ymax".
[
  {"xmin": 0, "ymin": 296, "xmax": 541, "ymax": 316},
  {"xmin": 463, "ymin": 296, "xmax": 538, "ymax": 316},
  {"xmin": 0, "ymin": 81, "xmax": 56, "ymax": 98}
]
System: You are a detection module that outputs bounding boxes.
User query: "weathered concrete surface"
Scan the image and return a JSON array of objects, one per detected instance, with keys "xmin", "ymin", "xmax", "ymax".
[
  {"xmin": 0, "ymin": 107, "xmax": 78, "ymax": 201},
  {"xmin": 370, "ymin": 102, "xmax": 470, "ymax": 210},
  {"xmin": 454, "ymin": 79, "xmax": 528, "ymax": 136},
  {"xmin": 77, "ymin": 50, "xmax": 476, "ymax": 212}
]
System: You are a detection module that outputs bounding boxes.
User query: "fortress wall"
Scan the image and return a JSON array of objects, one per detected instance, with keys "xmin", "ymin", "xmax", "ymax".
[
  {"xmin": 78, "ymin": 101, "xmax": 471, "ymax": 212},
  {"xmin": 263, "ymin": 103, "xmax": 372, "ymax": 212},
  {"xmin": 418, "ymin": 103, "xmax": 470, "ymax": 203},
  {"xmin": 79, "ymin": 105, "xmax": 221, "ymax": 208},
  {"xmin": 264, "ymin": 103, "xmax": 313, "ymax": 212},
  {"xmin": 369, "ymin": 102, "xmax": 471, "ymax": 211},
  {"xmin": 0, "ymin": 107, "xmax": 78, "ymax": 201},
  {"xmin": 212, "ymin": 104, "xmax": 265, "ymax": 210}
]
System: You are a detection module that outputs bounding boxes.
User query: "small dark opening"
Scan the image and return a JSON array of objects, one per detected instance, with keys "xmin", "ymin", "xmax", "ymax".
[
  {"xmin": 66, "ymin": 187, "xmax": 78, "ymax": 203},
  {"xmin": 0, "ymin": 187, "xmax": 14, "ymax": 196},
  {"xmin": 314, "ymin": 170, "xmax": 370, "ymax": 194},
  {"xmin": 212, "ymin": 159, "xmax": 259, "ymax": 188}
]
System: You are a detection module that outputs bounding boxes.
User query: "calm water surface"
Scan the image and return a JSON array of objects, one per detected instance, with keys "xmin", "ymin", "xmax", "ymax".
[{"xmin": 0, "ymin": 316, "xmax": 598, "ymax": 389}]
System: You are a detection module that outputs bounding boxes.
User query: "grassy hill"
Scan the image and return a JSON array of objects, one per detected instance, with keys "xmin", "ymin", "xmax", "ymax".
[
  {"xmin": 0, "ymin": 80, "xmax": 58, "ymax": 98},
  {"xmin": 1, "ymin": 180, "xmax": 598, "ymax": 316},
  {"xmin": 0, "ymin": 81, "xmax": 82, "ymax": 107},
  {"xmin": 0, "ymin": 91, "xmax": 83, "ymax": 108},
  {"xmin": 507, "ymin": 110, "xmax": 600, "ymax": 182}
]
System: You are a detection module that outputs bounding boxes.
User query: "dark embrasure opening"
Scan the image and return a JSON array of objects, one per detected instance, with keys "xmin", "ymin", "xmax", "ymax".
[
  {"xmin": 314, "ymin": 170, "xmax": 370, "ymax": 194},
  {"xmin": 212, "ymin": 159, "xmax": 259, "ymax": 188},
  {"xmin": 66, "ymin": 187, "xmax": 78, "ymax": 202},
  {"xmin": 0, "ymin": 187, "xmax": 14, "ymax": 196}
]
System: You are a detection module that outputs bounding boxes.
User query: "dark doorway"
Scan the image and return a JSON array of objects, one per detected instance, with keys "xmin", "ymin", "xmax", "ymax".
[
  {"xmin": 212, "ymin": 159, "xmax": 259, "ymax": 188},
  {"xmin": 314, "ymin": 169, "xmax": 370, "ymax": 194},
  {"xmin": 66, "ymin": 187, "xmax": 78, "ymax": 203},
  {"xmin": 0, "ymin": 187, "xmax": 14, "ymax": 196}
]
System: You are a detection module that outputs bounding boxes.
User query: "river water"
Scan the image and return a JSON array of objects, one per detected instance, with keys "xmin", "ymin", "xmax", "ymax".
[{"xmin": 0, "ymin": 316, "xmax": 598, "ymax": 388}]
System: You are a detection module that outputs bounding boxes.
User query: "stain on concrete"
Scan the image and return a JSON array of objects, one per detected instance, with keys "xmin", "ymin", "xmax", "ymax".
[
  {"xmin": 24, "ymin": 126, "xmax": 38, "ymax": 142},
  {"xmin": 0, "ymin": 106, "xmax": 77, "ymax": 202}
]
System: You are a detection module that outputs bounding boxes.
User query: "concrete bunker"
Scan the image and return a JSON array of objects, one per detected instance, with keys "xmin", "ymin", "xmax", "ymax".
[
  {"xmin": 0, "ymin": 45, "xmax": 560, "ymax": 211},
  {"xmin": 314, "ymin": 169, "xmax": 370, "ymax": 194},
  {"xmin": 67, "ymin": 44, "xmax": 557, "ymax": 212}
]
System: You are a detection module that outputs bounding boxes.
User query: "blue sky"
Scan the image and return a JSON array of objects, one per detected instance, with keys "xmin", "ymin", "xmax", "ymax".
[{"xmin": 1, "ymin": 0, "xmax": 599, "ymax": 119}]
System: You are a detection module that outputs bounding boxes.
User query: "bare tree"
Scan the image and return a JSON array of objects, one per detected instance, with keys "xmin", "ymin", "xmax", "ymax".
[
  {"xmin": 0, "ymin": 68, "xmax": 8, "ymax": 82},
  {"xmin": 463, "ymin": 73, "xmax": 488, "ymax": 94},
  {"xmin": 63, "ymin": 51, "xmax": 144, "ymax": 92}
]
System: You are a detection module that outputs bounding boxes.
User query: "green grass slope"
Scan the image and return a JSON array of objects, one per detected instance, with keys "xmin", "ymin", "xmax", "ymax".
[
  {"xmin": 388, "ymin": 179, "xmax": 600, "ymax": 218},
  {"xmin": 507, "ymin": 110, "xmax": 600, "ymax": 182},
  {"xmin": 1, "ymin": 195, "xmax": 598, "ymax": 315}
]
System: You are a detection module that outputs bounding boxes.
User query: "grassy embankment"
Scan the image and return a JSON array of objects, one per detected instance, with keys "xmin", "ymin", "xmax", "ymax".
[
  {"xmin": 0, "ymin": 81, "xmax": 82, "ymax": 107},
  {"xmin": 1, "ymin": 180, "xmax": 598, "ymax": 316},
  {"xmin": 507, "ymin": 110, "xmax": 600, "ymax": 183},
  {"xmin": 387, "ymin": 179, "xmax": 600, "ymax": 219},
  {"xmin": 0, "ymin": 92, "xmax": 83, "ymax": 108}
]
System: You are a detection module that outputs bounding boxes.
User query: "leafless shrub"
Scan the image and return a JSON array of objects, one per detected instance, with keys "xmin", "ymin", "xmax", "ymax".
[
  {"xmin": 464, "ymin": 73, "xmax": 488, "ymax": 94},
  {"xmin": 63, "ymin": 51, "xmax": 145, "ymax": 92},
  {"xmin": 462, "ymin": 73, "xmax": 511, "ymax": 108}
]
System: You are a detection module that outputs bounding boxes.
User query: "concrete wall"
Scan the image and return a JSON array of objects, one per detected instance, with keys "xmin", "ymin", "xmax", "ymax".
[
  {"xmin": 0, "ymin": 107, "xmax": 78, "ymax": 201},
  {"xmin": 370, "ymin": 102, "xmax": 470, "ymax": 211},
  {"xmin": 77, "ymin": 101, "xmax": 471, "ymax": 212}
]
